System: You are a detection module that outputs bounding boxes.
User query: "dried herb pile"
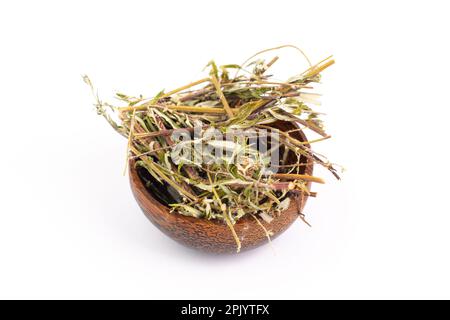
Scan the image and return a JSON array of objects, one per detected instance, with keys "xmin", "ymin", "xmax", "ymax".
[{"xmin": 86, "ymin": 45, "xmax": 339, "ymax": 250}]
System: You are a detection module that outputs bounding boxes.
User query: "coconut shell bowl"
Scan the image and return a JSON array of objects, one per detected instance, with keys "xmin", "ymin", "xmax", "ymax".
[{"xmin": 129, "ymin": 122, "xmax": 313, "ymax": 254}]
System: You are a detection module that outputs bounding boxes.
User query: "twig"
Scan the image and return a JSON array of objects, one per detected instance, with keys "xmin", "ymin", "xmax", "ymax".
[
  {"xmin": 118, "ymin": 104, "xmax": 237, "ymax": 114},
  {"xmin": 210, "ymin": 74, "xmax": 234, "ymax": 118},
  {"xmin": 272, "ymin": 173, "xmax": 325, "ymax": 184}
]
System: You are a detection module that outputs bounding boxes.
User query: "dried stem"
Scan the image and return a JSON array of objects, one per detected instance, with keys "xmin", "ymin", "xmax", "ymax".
[{"xmin": 210, "ymin": 74, "xmax": 234, "ymax": 118}]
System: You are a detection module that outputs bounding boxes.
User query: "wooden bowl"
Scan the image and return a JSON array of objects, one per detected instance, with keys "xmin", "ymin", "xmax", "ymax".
[{"xmin": 129, "ymin": 122, "xmax": 313, "ymax": 253}]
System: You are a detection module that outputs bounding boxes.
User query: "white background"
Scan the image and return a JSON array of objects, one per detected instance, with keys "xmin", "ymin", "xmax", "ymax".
[{"xmin": 1, "ymin": 0, "xmax": 449, "ymax": 299}]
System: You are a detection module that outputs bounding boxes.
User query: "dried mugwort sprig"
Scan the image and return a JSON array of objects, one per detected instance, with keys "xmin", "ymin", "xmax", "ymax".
[{"xmin": 86, "ymin": 45, "xmax": 340, "ymax": 252}]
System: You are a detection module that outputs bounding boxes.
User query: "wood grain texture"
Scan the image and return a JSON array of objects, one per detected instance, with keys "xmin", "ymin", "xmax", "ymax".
[{"xmin": 129, "ymin": 122, "xmax": 313, "ymax": 254}]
